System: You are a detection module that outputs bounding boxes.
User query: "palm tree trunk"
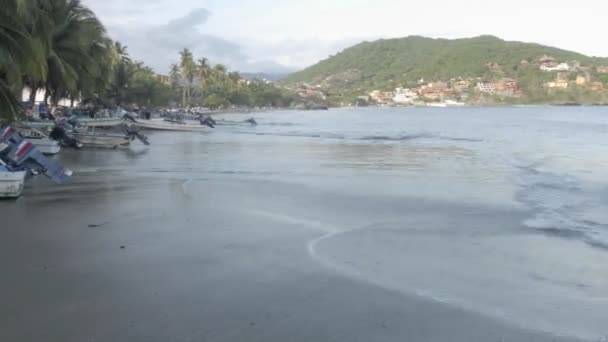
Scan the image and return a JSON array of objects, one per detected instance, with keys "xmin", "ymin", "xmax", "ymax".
[{"xmin": 29, "ymin": 86, "xmax": 38, "ymax": 104}]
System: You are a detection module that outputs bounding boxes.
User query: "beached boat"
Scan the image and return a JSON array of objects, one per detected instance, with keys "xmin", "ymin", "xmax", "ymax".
[
  {"xmin": 24, "ymin": 137, "xmax": 61, "ymax": 155},
  {"xmin": 25, "ymin": 117, "xmax": 124, "ymax": 129},
  {"xmin": 0, "ymin": 168, "xmax": 26, "ymax": 198},
  {"xmin": 72, "ymin": 132, "xmax": 131, "ymax": 148},
  {"xmin": 14, "ymin": 127, "xmax": 62, "ymax": 155},
  {"xmin": 131, "ymin": 119, "xmax": 211, "ymax": 132}
]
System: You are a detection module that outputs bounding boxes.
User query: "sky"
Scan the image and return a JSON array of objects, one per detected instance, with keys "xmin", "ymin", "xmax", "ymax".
[{"xmin": 83, "ymin": 0, "xmax": 608, "ymax": 75}]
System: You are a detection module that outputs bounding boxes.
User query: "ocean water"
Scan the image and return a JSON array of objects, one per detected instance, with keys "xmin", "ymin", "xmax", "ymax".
[{"xmin": 57, "ymin": 106, "xmax": 608, "ymax": 340}]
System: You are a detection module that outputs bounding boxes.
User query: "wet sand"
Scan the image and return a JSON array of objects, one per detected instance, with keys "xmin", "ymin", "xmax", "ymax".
[{"xmin": 1, "ymin": 155, "xmax": 581, "ymax": 342}]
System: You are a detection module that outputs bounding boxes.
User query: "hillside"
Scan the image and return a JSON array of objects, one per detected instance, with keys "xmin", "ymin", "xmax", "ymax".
[{"xmin": 284, "ymin": 35, "xmax": 608, "ymax": 104}]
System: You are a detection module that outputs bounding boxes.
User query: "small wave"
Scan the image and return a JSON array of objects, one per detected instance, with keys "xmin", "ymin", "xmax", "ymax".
[
  {"xmin": 515, "ymin": 161, "xmax": 608, "ymax": 250},
  {"xmin": 241, "ymin": 131, "xmax": 482, "ymax": 143},
  {"xmin": 262, "ymin": 122, "xmax": 297, "ymax": 127},
  {"xmin": 359, "ymin": 134, "xmax": 432, "ymax": 141},
  {"xmin": 437, "ymin": 136, "xmax": 484, "ymax": 142}
]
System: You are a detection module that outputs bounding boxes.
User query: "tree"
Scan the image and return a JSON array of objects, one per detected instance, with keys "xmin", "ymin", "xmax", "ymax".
[
  {"xmin": 197, "ymin": 57, "xmax": 211, "ymax": 98},
  {"xmin": 0, "ymin": 0, "xmax": 45, "ymax": 120},
  {"xmin": 228, "ymin": 71, "xmax": 241, "ymax": 85},
  {"xmin": 179, "ymin": 48, "xmax": 195, "ymax": 107},
  {"xmin": 107, "ymin": 41, "xmax": 132, "ymax": 106},
  {"xmin": 212, "ymin": 64, "xmax": 227, "ymax": 85},
  {"xmin": 35, "ymin": 0, "xmax": 110, "ymax": 106}
]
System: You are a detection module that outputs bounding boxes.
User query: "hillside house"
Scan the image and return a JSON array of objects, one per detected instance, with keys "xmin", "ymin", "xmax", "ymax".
[
  {"xmin": 576, "ymin": 75, "xmax": 590, "ymax": 85},
  {"xmin": 476, "ymin": 83, "xmax": 496, "ymax": 94},
  {"xmin": 539, "ymin": 55, "xmax": 558, "ymax": 67},
  {"xmin": 154, "ymin": 74, "xmax": 171, "ymax": 85},
  {"xmin": 369, "ymin": 90, "xmax": 394, "ymax": 104},
  {"xmin": 453, "ymin": 80, "xmax": 471, "ymax": 93},
  {"xmin": 393, "ymin": 88, "xmax": 418, "ymax": 104},
  {"xmin": 591, "ymin": 82, "xmax": 605, "ymax": 91},
  {"xmin": 418, "ymin": 82, "xmax": 453, "ymax": 100},
  {"xmin": 494, "ymin": 78, "xmax": 522, "ymax": 97},
  {"xmin": 596, "ymin": 66, "xmax": 608, "ymax": 74},
  {"xmin": 545, "ymin": 80, "xmax": 569, "ymax": 89},
  {"xmin": 541, "ymin": 63, "xmax": 570, "ymax": 72}
]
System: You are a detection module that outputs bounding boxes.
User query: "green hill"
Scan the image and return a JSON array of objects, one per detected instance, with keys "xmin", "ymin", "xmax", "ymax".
[{"xmin": 284, "ymin": 35, "xmax": 608, "ymax": 104}]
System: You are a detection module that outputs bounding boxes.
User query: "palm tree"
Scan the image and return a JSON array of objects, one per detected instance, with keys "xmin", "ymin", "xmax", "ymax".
[
  {"xmin": 179, "ymin": 48, "xmax": 195, "ymax": 107},
  {"xmin": 228, "ymin": 71, "xmax": 241, "ymax": 85},
  {"xmin": 169, "ymin": 63, "xmax": 180, "ymax": 89},
  {"xmin": 213, "ymin": 64, "xmax": 227, "ymax": 79},
  {"xmin": 209, "ymin": 64, "xmax": 227, "ymax": 93},
  {"xmin": 113, "ymin": 41, "xmax": 131, "ymax": 65},
  {"xmin": 0, "ymin": 0, "xmax": 43, "ymax": 120},
  {"xmin": 107, "ymin": 40, "xmax": 133, "ymax": 106},
  {"xmin": 197, "ymin": 57, "xmax": 211, "ymax": 98},
  {"xmin": 42, "ymin": 0, "xmax": 110, "ymax": 105}
]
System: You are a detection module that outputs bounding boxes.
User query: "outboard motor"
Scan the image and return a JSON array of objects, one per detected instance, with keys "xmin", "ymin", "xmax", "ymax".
[
  {"xmin": 0, "ymin": 126, "xmax": 73, "ymax": 184},
  {"xmin": 49, "ymin": 126, "xmax": 83, "ymax": 149},
  {"xmin": 123, "ymin": 112, "xmax": 138, "ymax": 123},
  {"xmin": 200, "ymin": 115, "xmax": 216, "ymax": 128},
  {"xmin": 122, "ymin": 124, "xmax": 150, "ymax": 146},
  {"xmin": 67, "ymin": 115, "xmax": 82, "ymax": 128}
]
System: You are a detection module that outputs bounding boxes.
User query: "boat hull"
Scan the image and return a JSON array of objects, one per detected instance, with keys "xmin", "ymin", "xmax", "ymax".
[
  {"xmin": 80, "ymin": 118, "xmax": 124, "ymax": 127},
  {"xmin": 25, "ymin": 138, "xmax": 62, "ymax": 155},
  {"xmin": 74, "ymin": 133, "xmax": 130, "ymax": 148},
  {"xmin": 24, "ymin": 118, "xmax": 123, "ymax": 129},
  {"xmin": 0, "ymin": 170, "xmax": 26, "ymax": 198},
  {"xmin": 132, "ymin": 120, "xmax": 211, "ymax": 132}
]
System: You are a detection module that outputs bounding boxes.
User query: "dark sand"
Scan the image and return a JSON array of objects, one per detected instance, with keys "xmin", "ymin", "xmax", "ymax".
[{"xmin": 0, "ymin": 152, "xmax": 582, "ymax": 342}]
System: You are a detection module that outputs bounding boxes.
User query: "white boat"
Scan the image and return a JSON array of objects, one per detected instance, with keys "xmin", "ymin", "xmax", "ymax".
[
  {"xmin": 73, "ymin": 132, "xmax": 131, "ymax": 148},
  {"xmin": 14, "ymin": 127, "xmax": 62, "ymax": 155},
  {"xmin": 0, "ymin": 169, "xmax": 26, "ymax": 198},
  {"xmin": 131, "ymin": 119, "xmax": 211, "ymax": 132},
  {"xmin": 25, "ymin": 117, "xmax": 124, "ymax": 129},
  {"xmin": 426, "ymin": 103, "xmax": 447, "ymax": 107},
  {"xmin": 445, "ymin": 100, "xmax": 466, "ymax": 107},
  {"xmin": 79, "ymin": 117, "xmax": 124, "ymax": 127},
  {"xmin": 25, "ymin": 137, "xmax": 61, "ymax": 155},
  {"xmin": 427, "ymin": 101, "xmax": 466, "ymax": 107}
]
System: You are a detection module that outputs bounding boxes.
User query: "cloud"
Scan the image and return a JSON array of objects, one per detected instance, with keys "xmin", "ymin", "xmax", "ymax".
[{"xmin": 105, "ymin": 8, "xmax": 296, "ymax": 74}]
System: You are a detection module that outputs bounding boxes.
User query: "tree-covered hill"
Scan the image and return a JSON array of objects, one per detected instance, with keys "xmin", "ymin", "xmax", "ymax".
[{"xmin": 285, "ymin": 35, "xmax": 608, "ymax": 92}]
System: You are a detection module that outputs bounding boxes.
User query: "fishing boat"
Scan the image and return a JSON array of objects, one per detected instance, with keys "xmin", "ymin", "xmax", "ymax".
[
  {"xmin": 131, "ymin": 119, "xmax": 212, "ymax": 132},
  {"xmin": 14, "ymin": 126, "xmax": 62, "ymax": 155},
  {"xmin": 24, "ymin": 137, "xmax": 61, "ymax": 155},
  {"xmin": 72, "ymin": 131, "xmax": 131, "ymax": 148},
  {"xmin": 25, "ymin": 117, "xmax": 124, "ymax": 129},
  {"xmin": 0, "ymin": 168, "xmax": 26, "ymax": 198},
  {"xmin": 1, "ymin": 126, "xmax": 73, "ymax": 198}
]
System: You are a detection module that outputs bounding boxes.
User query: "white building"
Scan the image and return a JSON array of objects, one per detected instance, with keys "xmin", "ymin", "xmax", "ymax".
[
  {"xmin": 393, "ymin": 87, "xmax": 418, "ymax": 104},
  {"xmin": 476, "ymin": 83, "xmax": 496, "ymax": 94},
  {"xmin": 540, "ymin": 63, "xmax": 570, "ymax": 72}
]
